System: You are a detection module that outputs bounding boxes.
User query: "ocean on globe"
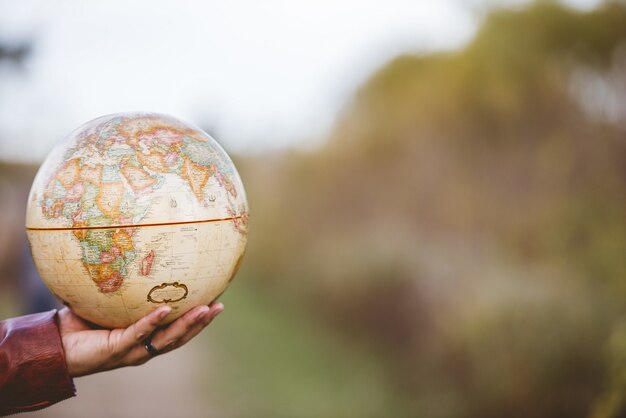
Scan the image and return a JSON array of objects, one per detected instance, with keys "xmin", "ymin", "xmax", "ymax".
[{"xmin": 25, "ymin": 113, "xmax": 248, "ymax": 328}]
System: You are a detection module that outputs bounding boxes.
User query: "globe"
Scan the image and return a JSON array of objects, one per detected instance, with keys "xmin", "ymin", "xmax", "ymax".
[{"xmin": 25, "ymin": 113, "xmax": 248, "ymax": 328}]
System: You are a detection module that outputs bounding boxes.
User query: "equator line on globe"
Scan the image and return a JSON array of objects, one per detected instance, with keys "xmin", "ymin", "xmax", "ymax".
[{"xmin": 25, "ymin": 113, "xmax": 248, "ymax": 328}]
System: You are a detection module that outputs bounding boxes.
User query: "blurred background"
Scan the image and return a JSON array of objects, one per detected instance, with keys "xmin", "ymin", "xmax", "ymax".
[{"xmin": 1, "ymin": 0, "xmax": 625, "ymax": 417}]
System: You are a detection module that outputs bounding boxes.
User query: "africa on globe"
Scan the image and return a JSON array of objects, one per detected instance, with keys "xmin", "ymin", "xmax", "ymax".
[{"xmin": 25, "ymin": 113, "xmax": 248, "ymax": 328}]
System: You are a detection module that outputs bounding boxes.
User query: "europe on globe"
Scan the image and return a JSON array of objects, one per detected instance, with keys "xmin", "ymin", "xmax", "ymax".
[{"xmin": 25, "ymin": 113, "xmax": 248, "ymax": 328}]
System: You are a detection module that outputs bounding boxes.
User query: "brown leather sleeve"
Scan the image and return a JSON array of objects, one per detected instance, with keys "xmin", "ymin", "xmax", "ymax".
[{"xmin": 0, "ymin": 310, "xmax": 76, "ymax": 415}]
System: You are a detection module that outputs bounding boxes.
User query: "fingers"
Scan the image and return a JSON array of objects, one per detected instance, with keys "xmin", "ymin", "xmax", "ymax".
[
  {"xmin": 117, "ymin": 306, "xmax": 171, "ymax": 353},
  {"xmin": 169, "ymin": 303, "xmax": 224, "ymax": 349},
  {"xmin": 124, "ymin": 303, "xmax": 223, "ymax": 364},
  {"xmin": 151, "ymin": 303, "xmax": 223, "ymax": 353}
]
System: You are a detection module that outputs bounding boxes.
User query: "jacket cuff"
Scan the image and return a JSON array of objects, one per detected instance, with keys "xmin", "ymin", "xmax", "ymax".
[{"xmin": 0, "ymin": 309, "xmax": 76, "ymax": 415}]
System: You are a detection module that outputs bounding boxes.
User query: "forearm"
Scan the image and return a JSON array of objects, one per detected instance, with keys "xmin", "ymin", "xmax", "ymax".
[{"xmin": 0, "ymin": 310, "xmax": 76, "ymax": 416}]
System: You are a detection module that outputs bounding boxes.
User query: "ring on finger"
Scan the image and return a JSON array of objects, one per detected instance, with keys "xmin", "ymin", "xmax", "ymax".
[{"xmin": 142, "ymin": 336, "xmax": 160, "ymax": 357}]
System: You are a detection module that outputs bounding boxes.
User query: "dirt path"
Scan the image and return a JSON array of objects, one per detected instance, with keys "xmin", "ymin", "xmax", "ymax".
[{"xmin": 22, "ymin": 340, "xmax": 221, "ymax": 418}]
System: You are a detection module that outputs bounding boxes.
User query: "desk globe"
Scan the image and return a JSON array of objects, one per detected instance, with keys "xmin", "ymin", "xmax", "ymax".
[{"xmin": 25, "ymin": 113, "xmax": 248, "ymax": 328}]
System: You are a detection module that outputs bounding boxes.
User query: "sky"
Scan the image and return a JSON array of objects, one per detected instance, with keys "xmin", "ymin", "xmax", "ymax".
[{"xmin": 0, "ymin": 0, "xmax": 602, "ymax": 162}]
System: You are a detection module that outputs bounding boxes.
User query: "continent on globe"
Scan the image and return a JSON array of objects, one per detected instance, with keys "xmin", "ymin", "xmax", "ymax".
[
  {"xmin": 26, "ymin": 113, "xmax": 248, "ymax": 328},
  {"xmin": 141, "ymin": 250, "xmax": 156, "ymax": 276}
]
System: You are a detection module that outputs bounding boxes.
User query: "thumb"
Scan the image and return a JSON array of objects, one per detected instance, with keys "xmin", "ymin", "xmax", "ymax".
[{"xmin": 118, "ymin": 306, "xmax": 171, "ymax": 352}]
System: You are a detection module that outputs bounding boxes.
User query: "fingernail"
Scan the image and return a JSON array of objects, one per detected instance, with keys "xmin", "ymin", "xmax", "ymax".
[
  {"xmin": 200, "ymin": 310, "xmax": 212, "ymax": 323},
  {"xmin": 196, "ymin": 307, "xmax": 209, "ymax": 320},
  {"xmin": 211, "ymin": 306, "xmax": 224, "ymax": 320},
  {"xmin": 201, "ymin": 307, "xmax": 221, "ymax": 324},
  {"xmin": 158, "ymin": 307, "xmax": 171, "ymax": 319}
]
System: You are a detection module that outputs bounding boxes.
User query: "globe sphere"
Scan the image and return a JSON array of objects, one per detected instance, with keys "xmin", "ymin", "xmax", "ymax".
[{"xmin": 25, "ymin": 113, "xmax": 248, "ymax": 328}]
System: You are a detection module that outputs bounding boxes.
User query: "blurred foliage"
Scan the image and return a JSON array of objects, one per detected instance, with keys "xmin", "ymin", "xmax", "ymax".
[{"xmin": 234, "ymin": 1, "xmax": 626, "ymax": 417}]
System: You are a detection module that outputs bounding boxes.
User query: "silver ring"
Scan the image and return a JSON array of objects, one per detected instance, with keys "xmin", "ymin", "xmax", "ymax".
[{"xmin": 143, "ymin": 337, "xmax": 159, "ymax": 357}]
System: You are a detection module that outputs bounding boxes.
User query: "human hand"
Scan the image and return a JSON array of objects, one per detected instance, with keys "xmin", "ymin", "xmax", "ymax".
[{"xmin": 57, "ymin": 303, "xmax": 224, "ymax": 377}]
